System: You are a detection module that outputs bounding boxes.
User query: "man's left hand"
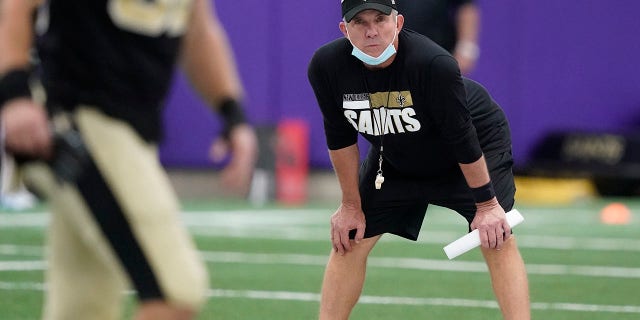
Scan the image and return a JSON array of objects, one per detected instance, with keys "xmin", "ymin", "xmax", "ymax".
[{"xmin": 470, "ymin": 199, "xmax": 511, "ymax": 250}]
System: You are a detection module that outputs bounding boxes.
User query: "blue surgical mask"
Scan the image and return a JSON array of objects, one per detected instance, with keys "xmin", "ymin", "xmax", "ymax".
[{"xmin": 346, "ymin": 18, "xmax": 398, "ymax": 66}]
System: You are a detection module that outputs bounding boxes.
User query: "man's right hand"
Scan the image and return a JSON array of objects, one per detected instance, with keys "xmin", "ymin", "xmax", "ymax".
[
  {"xmin": 1, "ymin": 98, "xmax": 52, "ymax": 159},
  {"xmin": 330, "ymin": 202, "xmax": 366, "ymax": 255}
]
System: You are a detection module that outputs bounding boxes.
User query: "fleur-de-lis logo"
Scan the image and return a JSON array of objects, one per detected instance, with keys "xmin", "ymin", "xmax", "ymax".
[{"xmin": 396, "ymin": 94, "xmax": 406, "ymax": 108}]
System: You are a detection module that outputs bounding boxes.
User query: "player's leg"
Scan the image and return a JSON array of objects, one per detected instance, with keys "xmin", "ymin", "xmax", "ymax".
[
  {"xmin": 75, "ymin": 107, "xmax": 207, "ymax": 319},
  {"xmin": 44, "ymin": 190, "xmax": 127, "ymax": 319},
  {"xmin": 22, "ymin": 162, "xmax": 127, "ymax": 320},
  {"xmin": 134, "ymin": 301, "xmax": 195, "ymax": 320},
  {"xmin": 319, "ymin": 235, "xmax": 381, "ymax": 320},
  {"xmin": 481, "ymin": 237, "xmax": 530, "ymax": 320}
]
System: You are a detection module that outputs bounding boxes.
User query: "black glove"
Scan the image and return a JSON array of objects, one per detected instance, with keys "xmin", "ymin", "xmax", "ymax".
[{"xmin": 49, "ymin": 127, "xmax": 90, "ymax": 184}]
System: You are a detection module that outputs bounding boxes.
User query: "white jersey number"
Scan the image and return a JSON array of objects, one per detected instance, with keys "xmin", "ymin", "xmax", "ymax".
[{"xmin": 107, "ymin": 0, "xmax": 193, "ymax": 37}]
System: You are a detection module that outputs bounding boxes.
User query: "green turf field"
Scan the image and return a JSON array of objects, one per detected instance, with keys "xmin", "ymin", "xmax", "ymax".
[{"xmin": 1, "ymin": 198, "xmax": 639, "ymax": 319}]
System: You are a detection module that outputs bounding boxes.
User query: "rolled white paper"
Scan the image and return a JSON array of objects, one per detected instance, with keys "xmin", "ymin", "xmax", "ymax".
[{"xmin": 443, "ymin": 209, "xmax": 524, "ymax": 259}]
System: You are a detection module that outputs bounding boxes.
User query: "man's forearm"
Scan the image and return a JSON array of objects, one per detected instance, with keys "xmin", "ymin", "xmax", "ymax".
[
  {"xmin": 459, "ymin": 154, "xmax": 490, "ymax": 188},
  {"xmin": 0, "ymin": 1, "xmax": 37, "ymax": 73},
  {"xmin": 328, "ymin": 144, "xmax": 361, "ymax": 206},
  {"xmin": 459, "ymin": 155, "xmax": 500, "ymax": 205}
]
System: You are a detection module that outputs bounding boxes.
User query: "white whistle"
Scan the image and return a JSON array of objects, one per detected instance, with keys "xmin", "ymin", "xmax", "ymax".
[{"xmin": 375, "ymin": 173, "xmax": 385, "ymax": 190}]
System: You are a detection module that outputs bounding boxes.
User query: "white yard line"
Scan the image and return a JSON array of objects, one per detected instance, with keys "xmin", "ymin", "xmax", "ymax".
[
  {"xmin": 198, "ymin": 251, "xmax": 640, "ymax": 278},
  {"xmin": 188, "ymin": 227, "xmax": 640, "ymax": 252},
  {"xmin": 0, "ymin": 244, "xmax": 43, "ymax": 256},
  {"xmin": 0, "ymin": 260, "xmax": 45, "ymax": 271},
  {"xmin": 0, "ymin": 281, "xmax": 45, "ymax": 291},
  {"xmin": 2, "ymin": 249, "xmax": 639, "ymax": 279},
  {"xmin": 211, "ymin": 289, "xmax": 640, "ymax": 314},
  {"xmin": 1, "ymin": 282, "xmax": 638, "ymax": 314}
]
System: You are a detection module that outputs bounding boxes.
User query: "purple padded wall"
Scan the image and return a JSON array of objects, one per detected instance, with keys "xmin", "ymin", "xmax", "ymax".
[{"xmin": 160, "ymin": 0, "xmax": 640, "ymax": 169}]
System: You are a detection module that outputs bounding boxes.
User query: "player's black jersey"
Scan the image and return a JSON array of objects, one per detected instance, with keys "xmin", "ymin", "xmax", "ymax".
[
  {"xmin": 36, "ymin": 0, "xmax": 194, "ymax": 142},
  {"xmin": 308, "ymin": 29, "xmax": 496, "ymax": 178},
  {"xmin": 397, "ymin": 0, "xmax": 474, "ymax": 53}
]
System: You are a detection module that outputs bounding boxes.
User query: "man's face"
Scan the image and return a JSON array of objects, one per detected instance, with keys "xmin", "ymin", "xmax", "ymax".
[{"xmin": 340, "ymin": 9, "xmax": 402, "ymax": 58}]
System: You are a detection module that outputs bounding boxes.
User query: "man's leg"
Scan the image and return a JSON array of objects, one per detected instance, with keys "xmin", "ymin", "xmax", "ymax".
[
  {"xmin": 135, "ymin": 302, "xmax": 195, "ymax": 320},
  {"xmin": 29, "ymin": 164, "xmax": 197, "ymax": 320},
  {"xmin": 319, "ymin": 235, "xmax": 381, "ymax": 320},
  {"xmin": 22, "ymin": 162, "xmax": 127, "ymax": 320},
  {"xmin": 481, "ymin": 236, "xmax": 530, "ymax": 320},
  {"xmin": 76, "ymin": 108, "xmax": 207, "ymax": 319}
]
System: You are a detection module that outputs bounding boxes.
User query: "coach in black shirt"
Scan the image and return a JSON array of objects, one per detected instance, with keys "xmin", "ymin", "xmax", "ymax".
[{"xmin": 308, "ymin": 0, "xmax": 530, "ymax": 319}]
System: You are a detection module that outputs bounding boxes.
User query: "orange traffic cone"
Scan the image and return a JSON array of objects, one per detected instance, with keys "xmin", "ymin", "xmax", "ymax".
[{"xmin": 599, "ymin": 202, "xmax": 632, "ymax": 225}]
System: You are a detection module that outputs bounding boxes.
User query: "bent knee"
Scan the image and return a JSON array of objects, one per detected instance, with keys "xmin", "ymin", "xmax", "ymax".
[{"xmin": 159, "ymin": 261, "xmax": 209, "ymax": 311}]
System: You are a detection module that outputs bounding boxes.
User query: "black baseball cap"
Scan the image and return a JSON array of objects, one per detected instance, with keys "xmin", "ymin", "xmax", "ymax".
[{"xmin": 342, "ymin": 0, "xmax": 398, "ymax": 22}]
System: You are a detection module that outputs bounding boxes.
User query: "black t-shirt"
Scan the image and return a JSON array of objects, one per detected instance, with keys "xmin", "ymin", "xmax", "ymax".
[
  {"xmin": 397, "ymin": 0, "xmax": 474, "ymax": 52},
  {"xmin": 462, "ymin": 78, "xmax": 512, "ymax": 157},
  {"xmin": 308, "ymin": 29, "xmax": 484, "ymax": 178},
  {"xmin": 36, "ymin": 0, "xmax": 192, "ymax": 142}
]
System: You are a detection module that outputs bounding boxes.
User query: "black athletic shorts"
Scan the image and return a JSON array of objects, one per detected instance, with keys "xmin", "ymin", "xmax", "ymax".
[{"xmin": 354, "ymin": 150, "xmax": 515, "ymax": 241}]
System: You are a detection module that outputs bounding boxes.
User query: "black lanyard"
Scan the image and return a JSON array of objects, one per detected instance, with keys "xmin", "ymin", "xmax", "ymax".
[{"xmin": 361, "ymin": 68, "xmax": 393, "ymax": 189}]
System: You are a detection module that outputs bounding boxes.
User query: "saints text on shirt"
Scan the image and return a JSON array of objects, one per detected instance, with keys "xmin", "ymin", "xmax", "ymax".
[{"xmin": 342, "ymin": 91, "xmax": 421, "ymax": 135}]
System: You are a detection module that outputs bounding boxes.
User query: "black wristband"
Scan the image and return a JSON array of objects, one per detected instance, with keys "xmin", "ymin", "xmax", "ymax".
[
  {"xmin": 471, "ymin": 181, "xmax": 496, "ymax": 203},
  {"xmin": 0, "ymin": 68, "xmax": 32, "ymax": 108},
  {"xmin": 218, "ymin": 98, "xmax": 247, "ymax": 137}
]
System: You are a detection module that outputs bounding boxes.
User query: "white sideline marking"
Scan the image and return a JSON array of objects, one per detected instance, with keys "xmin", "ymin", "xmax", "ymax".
[{"xmin": 1, "ymin": 282, "xmax": 638, "ymax": 314}]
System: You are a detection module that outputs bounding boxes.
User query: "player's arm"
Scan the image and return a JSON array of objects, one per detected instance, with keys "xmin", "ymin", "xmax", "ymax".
[
  {"xmin": 453, "ymin": 2, "xmax": 480, "ymax": 74},
  {"xmin": 181, "ymin": 0, "xmax": 244, "ymax": 112},
  {"xmin": 180, "ymin": 0, "xmax": 257, "ymax": 195},
  {"xmin": 0, "ymin": 0, "xmax": 51, "ymax": 159},
  {"xmin": 0, "ymin": 1, "xmax": 36, "ymax": 72},
  {"xmin": 328, "ymin": 144, "xmax": 366, "ymax": 255}
]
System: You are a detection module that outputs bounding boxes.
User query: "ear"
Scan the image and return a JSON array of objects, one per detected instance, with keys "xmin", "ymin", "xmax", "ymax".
[
  {"xmin": 339, "ymin": 21, "xmax": 349, "ymax": 38},
  {"xmin": 397, "ymin": 14, "xmax": 404, "ymax": 31}
]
